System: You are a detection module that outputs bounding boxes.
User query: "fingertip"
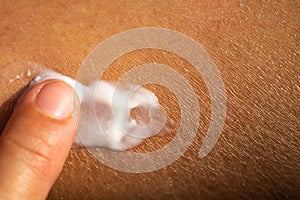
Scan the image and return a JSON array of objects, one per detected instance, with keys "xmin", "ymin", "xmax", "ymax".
[
  {"xmin": 35, "ymin": 81, "xmax": 74, "ymax": 119},
  {"xmin": 0, "ymin": 79, "xmax": 78, "ymax": 200}
]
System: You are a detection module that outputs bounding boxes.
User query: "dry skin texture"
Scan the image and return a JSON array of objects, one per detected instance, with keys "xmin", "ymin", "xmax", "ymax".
[{"xmin": 0, "ymin": 0, "xmax": 299, "ymax": 199}]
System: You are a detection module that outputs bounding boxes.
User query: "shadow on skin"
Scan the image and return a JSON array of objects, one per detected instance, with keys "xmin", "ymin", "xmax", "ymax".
[{"xmin": 0, "ymin": 85, "xmax": 28, "ymax": 134}]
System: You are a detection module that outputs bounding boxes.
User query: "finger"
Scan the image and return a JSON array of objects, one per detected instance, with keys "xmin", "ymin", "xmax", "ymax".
[{"xmin": 0, "ymin": 80, "xmax": 78, "ymax": 200}]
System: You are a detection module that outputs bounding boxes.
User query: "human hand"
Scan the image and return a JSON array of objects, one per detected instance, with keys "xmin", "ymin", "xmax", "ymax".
[{"xmin": 0, "ymin": 80, "xmax": 77, "ymax": 200}]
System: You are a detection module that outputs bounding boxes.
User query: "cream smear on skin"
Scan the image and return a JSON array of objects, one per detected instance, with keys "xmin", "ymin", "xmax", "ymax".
[{"xmin": 31, "ymin": 70, "xmax": 168, "ymax": 151}]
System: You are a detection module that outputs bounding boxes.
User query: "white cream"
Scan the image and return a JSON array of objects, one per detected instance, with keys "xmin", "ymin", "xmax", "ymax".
[{"xmin": 31, "ymin": 70, "xmax": 167, "ymax": 151}]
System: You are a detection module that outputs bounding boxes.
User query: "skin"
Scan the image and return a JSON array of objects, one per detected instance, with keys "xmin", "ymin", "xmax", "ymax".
[{"xmin": 0, "ymin": 0, "xmax": 299, "ymax": 199}]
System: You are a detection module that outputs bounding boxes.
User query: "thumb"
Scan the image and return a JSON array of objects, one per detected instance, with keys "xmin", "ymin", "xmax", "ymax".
[{"xmin": 0, "ymin": 80, "xmax": 78, "ymax": 200}]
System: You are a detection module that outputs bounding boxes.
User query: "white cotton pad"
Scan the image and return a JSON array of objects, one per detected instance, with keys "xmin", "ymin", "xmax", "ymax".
[{"xmin": 31, "ymin": 70, "xmax": 167, "ymax": 151}]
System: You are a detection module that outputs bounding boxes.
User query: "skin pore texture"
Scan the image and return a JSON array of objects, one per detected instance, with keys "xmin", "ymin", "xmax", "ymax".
[{"xmin": 0, "ymin": 0, "xmax": 299, "ymax": 199}]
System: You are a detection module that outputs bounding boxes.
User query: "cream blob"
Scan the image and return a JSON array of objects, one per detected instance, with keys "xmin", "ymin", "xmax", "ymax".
[{"xmin": 31, "ymin": 70, "xmax": 168, "ymax": 151}]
